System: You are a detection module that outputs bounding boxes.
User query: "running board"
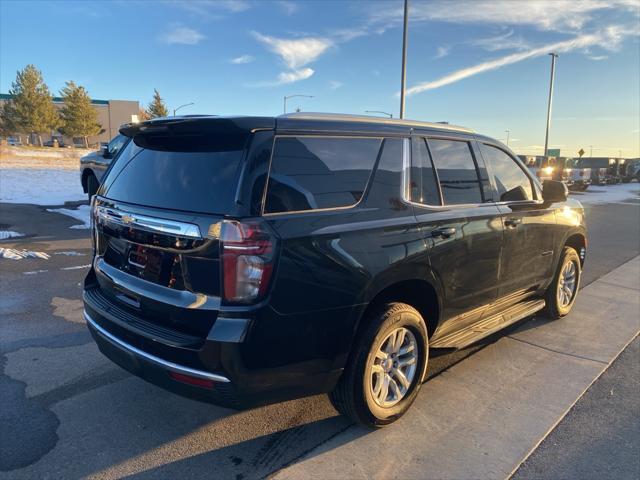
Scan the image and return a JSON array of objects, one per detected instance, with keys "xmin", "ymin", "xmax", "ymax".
[{"xmin": 430, "ymin": 299, "xmax": 546, "ymax": 349}]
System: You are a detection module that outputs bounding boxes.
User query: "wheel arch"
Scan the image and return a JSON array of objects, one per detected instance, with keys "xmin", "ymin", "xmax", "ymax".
[{"xmin": 563, "ymin": 231, "xmax": 587, "ymax": 266}]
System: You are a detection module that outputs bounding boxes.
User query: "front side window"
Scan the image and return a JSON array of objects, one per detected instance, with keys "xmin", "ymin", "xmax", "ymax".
[
  {"xmin": 428, "ymin": 138, "xmax": 483, "ymax": 205},
  {"xmin": 264, "ymin": 136, "xmax": 382, "ymax": 214},
  {"xmin": 480, "ymin": 144, "xmax": 534, "ymax": 202}
]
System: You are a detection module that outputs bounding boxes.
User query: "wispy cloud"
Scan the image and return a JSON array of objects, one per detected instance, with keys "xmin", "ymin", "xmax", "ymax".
[
  {"xmin": 252, "ymin": 32, "xmax": 332, "ymax": 69},
  {"xmin": 405, "ymin": 26, "xmax": 635, "ymax": 96},
  {"xmin": 247, "ymin": 67, "xmax": 315, "ymax": 87},
  {"xmin": 276, "ymin": 0, "xmax": 298, "ymax": 16},
  {"xmin": 230, "ymin": 54, "xmax": 255, "ymax": 64},
  {"xmin": 587, "ymin": 55, "xmax": 609, "ymax": 60},
  {"xmin": 329, "ymin": 80, "xmax": 344, "ymax": 90},
  {"xmin": 170, "ymin": 0, "xmax": 251, "ymax": 18},
  {"xmin": 368, "ymin": 0, "xmax": 633, "ymax": 33},
  {"xmin": 251, "ymin": 31, "xmax": 332, "ymax": 85},
  {"xmin": 159, "ymin": 26, "xmax": 205, "ymax": 45},
  {"xmin": 471, "ymin": 29, "xmax": 531, "ymax": 52},
  {"xmin": 434, "ymin": 46, "xmax": 450, "ymax": 59}
]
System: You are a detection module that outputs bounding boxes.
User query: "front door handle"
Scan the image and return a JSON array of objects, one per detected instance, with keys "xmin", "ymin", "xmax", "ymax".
[
  {"xmin": 430, "ymin": 227, "xmax": 457, "ymax": 238},
  {"xmin": 505, "ymin": 217, "xmax": 522, "ymax": 228}
]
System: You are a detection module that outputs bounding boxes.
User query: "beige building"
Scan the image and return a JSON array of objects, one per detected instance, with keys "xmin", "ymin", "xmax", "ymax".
[{"xmin": 0, "ymin": 93, "xmax": 139, "ymax": 145}]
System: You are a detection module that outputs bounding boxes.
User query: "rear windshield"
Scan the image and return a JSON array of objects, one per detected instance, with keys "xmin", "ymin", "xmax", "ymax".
[{"xmin": 101, "ymin": 134, "xmax": 246, "ymax": 214}]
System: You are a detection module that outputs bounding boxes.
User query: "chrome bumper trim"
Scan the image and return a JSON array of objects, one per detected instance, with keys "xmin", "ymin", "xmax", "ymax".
[{"xmin": 84, "ymin": 310, "xmax": 230, "ymax": 383}]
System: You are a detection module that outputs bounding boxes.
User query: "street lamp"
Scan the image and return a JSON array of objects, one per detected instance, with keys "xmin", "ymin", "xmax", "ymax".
[
  {"xmin": 365, "ymin": 110, "xmax": 393, "ymax": 118},
  {"xmin": 399, "ymin": 0, "xmax": 409, "ymax": 119},
  {"xmin": 284, "ymin": 95, "xmax": 314, "ymax": 114},
  {"xmin": 543, "ymin": 53, "xmax": 558, "ymax": 156},
  {"xmin": 505, "ymin": 129, "xmax": 510, "ymax": 147},
  {"xmin": 173, "ymin": 102, "xmax": 194, "ymax": 116}
]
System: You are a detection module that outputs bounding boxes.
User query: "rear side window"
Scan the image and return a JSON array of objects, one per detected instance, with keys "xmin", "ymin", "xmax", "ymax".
[
  {"xmin": 480, "ymin": 144, "xmax": 534, "ymax": 201},
  {"xmin": 102, "ymin": 138, "xmax": 245, "ymax": 215},
  {"xmin": 264, "ymin": 137, "xmax": 382, "ymax": 214},
  {"xmin": 410, "ymin": 137, "xmax": 440, "ymax": 205},
  {"xmin": 428, "ymin": 138, "xmax": 483, "ymax": 205}
]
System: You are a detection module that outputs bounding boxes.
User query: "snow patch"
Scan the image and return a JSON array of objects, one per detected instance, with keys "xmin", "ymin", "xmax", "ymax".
[
  {"xmin": 0, "ymin": 248, "xmax": 50, "ymax": 260},
  {"xmin": 24, "ymin": 270, "xmax": 49, "ymax": 275},
  {"xmin": 47, "ymin": 205, "xmax": 91, "ymax": 229},
  {"xmin": 571, "ymin": 183, "xmax": 640, "ymax": 205},
  {"xmin": 0, "ymin": 230, "xmax": 24, "ymax": 240},
  {"xmin": 0, "ymin": 168, "xmax": 86, "ymax": 205},
  {"xmin": 53, "ymin": 251, "xmax": 86, "ymax": 256},
  {"xmin": 61, "ymin": 264, "xmax": 91, "ymax": 270}
]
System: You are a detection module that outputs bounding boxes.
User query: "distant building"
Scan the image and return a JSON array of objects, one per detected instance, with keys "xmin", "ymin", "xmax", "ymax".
[{"xmin": 0, "ymin": 93, "xmax": 138, "ymax": 145}]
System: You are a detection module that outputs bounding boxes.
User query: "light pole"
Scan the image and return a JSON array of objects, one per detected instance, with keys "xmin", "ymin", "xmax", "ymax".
[
  {"xmin": 173, "ymin": 102, "xmax": 194, "ymax": 116},
  {"xmin": 505, "ymin": 129, "xmax": 510, "ymax": 147},
  {"xmin": 543, "ymin": 53, "xmax": 558, "ymax": 156},
  {"xmin": 284, "ymin": 94, "xmax": 313, "ymax": 114},
  {"xmin": 590, "ymin": 145, "xmax": 594, "ymax": 156},
  {"xmin": 399, "ymin": 0, "xmax": 409, "ymax": 119},
  {"xmin": 365, "ymin": 110, "xmax": 393, "ymax": 118}
]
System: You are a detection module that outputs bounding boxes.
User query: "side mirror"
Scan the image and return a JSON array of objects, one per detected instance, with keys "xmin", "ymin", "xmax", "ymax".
[
  {"xmin": 542, "ymin": 180, "xmax": 568, "ymax": 203},
  {"xmin": 101, "ymin": 145, "xmax": 112, "ymax": 159}
]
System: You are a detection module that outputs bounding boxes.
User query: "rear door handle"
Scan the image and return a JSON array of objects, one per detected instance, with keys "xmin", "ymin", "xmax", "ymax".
[
  {"xmin": 505, "ymin": 217, "xmax": 522, "ymax": 228},
  {"xmin": 430, "ymin": 227, "xmax": 457, "ymax": 238}
]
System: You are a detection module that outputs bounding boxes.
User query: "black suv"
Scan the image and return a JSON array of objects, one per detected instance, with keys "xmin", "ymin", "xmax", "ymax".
[{"xmin": 84, "ymin": 114, "xmax": 586, "ymax": 427}]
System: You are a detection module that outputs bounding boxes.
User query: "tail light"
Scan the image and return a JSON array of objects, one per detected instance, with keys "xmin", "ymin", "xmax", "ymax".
[{"xmin": 221, "ymin": 219, "xmax": 277, "ymax": 304}]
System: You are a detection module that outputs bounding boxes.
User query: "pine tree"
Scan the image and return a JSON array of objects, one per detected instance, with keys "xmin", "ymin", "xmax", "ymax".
[
  {"xmin": 145, "ymin": 89, "xmax": 169, "ymax": 118},
  {"xmin": 59, "ymin": 81, "xmax": 102, "ymax": 148},
  {"xmin": 3, "ymin": 65, "xmax": 59, "ymax": 146}
]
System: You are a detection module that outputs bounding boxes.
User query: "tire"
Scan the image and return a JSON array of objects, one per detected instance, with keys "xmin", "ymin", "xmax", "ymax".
[
  {"xmin": 544, "ymin": 247, "xmax": 581, "ymax": 319},
  {"xmin": 329, "ymin": 302, "xmax": 429, "ymax": 428},
  {"xmin": 86, "ymin": 173, "xmax": 99, "ymax": 201}
]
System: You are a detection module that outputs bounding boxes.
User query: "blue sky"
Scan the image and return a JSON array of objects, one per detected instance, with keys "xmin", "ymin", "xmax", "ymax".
[{"xmin": 1, "ymin": 0, "xmax": 639, "ymax": 157}]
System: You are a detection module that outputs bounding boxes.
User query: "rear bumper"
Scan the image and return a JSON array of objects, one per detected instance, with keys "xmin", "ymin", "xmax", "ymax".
[{"xmin": 83, "ymin": 282, "xmax": 345, "ymax": 408}]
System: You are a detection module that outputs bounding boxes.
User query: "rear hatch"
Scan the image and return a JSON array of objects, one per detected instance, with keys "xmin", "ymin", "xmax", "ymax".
[{"xmin": 88, "ymin": 117, "xmax": 268, "ymax": 341}]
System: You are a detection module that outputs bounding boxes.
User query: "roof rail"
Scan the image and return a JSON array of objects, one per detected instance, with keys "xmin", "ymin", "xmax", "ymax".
[{"xmin": 279, "ymin": 112, "xmax": 474, "ymax": 133}]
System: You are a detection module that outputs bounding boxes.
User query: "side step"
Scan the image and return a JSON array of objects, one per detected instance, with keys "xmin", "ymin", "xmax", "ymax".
[{"xmin": 430, "ymin": 299, "xmax": 546, "ymax": 349}]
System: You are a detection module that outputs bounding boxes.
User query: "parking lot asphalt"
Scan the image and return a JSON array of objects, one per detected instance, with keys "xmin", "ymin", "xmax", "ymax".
[{"xmin": 0, "ymin": 188, "xmax": 639, "ymax": 479}]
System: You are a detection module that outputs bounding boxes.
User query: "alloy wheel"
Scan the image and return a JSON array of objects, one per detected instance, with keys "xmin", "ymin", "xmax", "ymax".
[{"xmin": 557, "ymin": 260, "xmax": 577, "ymax": 308}]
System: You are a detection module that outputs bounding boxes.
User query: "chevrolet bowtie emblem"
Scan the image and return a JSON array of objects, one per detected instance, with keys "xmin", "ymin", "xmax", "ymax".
[{"xmin": 121, "ymin": 214, "xmax": 135, "ymax": 224}]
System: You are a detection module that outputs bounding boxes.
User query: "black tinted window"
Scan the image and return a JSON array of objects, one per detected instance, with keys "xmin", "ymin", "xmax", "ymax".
[
  {"xmin": 102, "ymin": 140, "xmax": 244, "ymax": 214},
  {"xmin": 480, "ymin": 144, "xmax": 533, "ymax": 201},
  {"xmin": 410, "ymin": 137, "xmax": 440, "ymax": 205},
  {"xmin": 264, "ymin": 137, "xmax": 382, "ymax": 214},
  {"xmin": 428, "ymin": 139, "xmax": 483, "ymax": 205}
]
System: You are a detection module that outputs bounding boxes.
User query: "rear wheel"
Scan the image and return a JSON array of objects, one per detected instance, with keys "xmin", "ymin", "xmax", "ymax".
[
  {"xmin": 329, "ymin": 303, "xmax": 429, "ymax": 428},
  {"xmin": 86, "ymin": 173, "xmax": 99, "ymax": 200},
  {"xmin": 544, "ymin": 247, "xmax": 581, "ymax": 319}
]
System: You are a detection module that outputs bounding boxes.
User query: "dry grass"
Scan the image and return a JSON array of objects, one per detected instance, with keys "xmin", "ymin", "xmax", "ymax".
[{"xmin": 0, "ymin": 145, "xmax": 94, "ymax": 170}]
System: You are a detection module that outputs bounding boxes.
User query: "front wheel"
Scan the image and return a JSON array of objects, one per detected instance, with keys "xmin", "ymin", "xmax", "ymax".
[
  {"xmin": 544, "ymin": 247, "xmax": 581, "ymax": 319},
  {"xmin": 329, "ymin": 303, "xmax": 429, "ymax": 428}
]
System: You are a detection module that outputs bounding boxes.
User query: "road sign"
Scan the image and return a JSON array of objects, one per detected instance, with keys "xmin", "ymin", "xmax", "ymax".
[
  {"xmin": 578, "ymin": 148, "xmax": 585, "ymax": 157},
  {"xmin": 547, "ymin": 148, "xmax": 560, "ymax": 157}
]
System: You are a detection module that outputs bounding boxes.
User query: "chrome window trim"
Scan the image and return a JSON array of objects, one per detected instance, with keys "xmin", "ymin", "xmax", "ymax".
[
  {"xmin": 95, "ymin": 206, "xmax": 202, "ymax": 239},
  {"xmin": 84, "ymin": 310, "xmax": 230, "ymax": 383}
]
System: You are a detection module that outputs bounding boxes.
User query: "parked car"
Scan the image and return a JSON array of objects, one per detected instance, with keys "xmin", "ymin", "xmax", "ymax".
[
  {"xmin": 625, "ymin": 159, "xmax": 640, "ymax": 182},
  {"xmin": 7, "ymin": 136, "xmax": 22, "ymax": 146},
  {"xmin": 560, "ymin": 157, "xmax": 591, "ymax": 191},
  {"xmin": 80, "ymin": 134, "xmax": 130, "ymax": 200},
  {"xmin": 43, "ymin": 136, "xmax": 66, "ymax": 148},
  {"xmin": 83, "ymin": 114, "xmax": 587, "ymax": 427},
  {"xmin": 519, "ymin": 155, "xmax": 557, "ymax": 182},
  {"xmin": 577, "ymin": 157, "xmax": 619, "ymax": 185}
]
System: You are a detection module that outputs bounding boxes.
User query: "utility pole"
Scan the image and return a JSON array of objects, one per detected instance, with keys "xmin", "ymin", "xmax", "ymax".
[
  {"xmin": 590, "ymin": 145, "xmax": 594, "ymax": 156},
  {"xmin": 283, "ymin": 94, "xmax": 313, "ymax": 114},
  {"xmin": 399, "ymin": 0, "xmax": 409, "ymax": 119},
  {"xmin": 543, "ymin": 53, "xmax": 558, "ymax": 156},
  {"xmin": 505, "ymin": 129, "xmax": 510, "ymax": 147}
]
